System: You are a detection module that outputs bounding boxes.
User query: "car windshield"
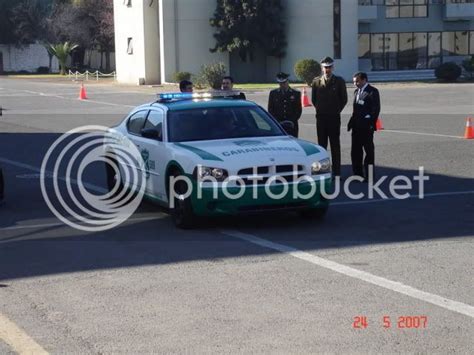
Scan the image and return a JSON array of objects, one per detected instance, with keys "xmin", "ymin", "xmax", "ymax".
[{"xmin": 167, "ymin": 106, "xmax": 285, "ymax": 142}]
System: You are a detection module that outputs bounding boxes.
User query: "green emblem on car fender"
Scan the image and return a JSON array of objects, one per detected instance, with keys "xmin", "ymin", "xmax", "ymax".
[{"xmin": 140, "ymin": 149, "xmax": 151, "ymax": 179}]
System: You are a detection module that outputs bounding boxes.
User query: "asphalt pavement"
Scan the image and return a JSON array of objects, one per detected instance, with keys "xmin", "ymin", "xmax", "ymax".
[{"xmin": 0, "ymin": 77, "xmax": 473, "ymax": 353}]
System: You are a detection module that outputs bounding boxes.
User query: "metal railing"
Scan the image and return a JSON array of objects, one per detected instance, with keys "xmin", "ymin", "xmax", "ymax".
[{"xmin": 67, "ymin": 70, "xmax": 116, "ymax": 81}]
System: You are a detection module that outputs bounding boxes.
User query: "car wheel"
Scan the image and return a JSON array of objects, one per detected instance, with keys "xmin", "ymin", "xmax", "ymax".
[
  {"xmin": 170, "ymin": 173, "xmax": 196, "ymax": 229},
  {"xmin": 298, "ymin": 206, "xmax": 328, "ymax": 220}
]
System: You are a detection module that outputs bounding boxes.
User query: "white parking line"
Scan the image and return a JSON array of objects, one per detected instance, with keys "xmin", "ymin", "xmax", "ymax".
[
  {"xmin": 0, "ymin": 88, "xmax": 134, "ymax": 108},
  {"xmin": 220, "ymin": 229, "xmax": 474, "ymax": 319},
  {"xmin": 0, "ymin": 313, "xmax": 48, "ymax": 354},
  {"xmin": 0, "ymin": 216, "xmax": 165, "ymax": 232},
  {"xmin": 332, "ymin": 190, "xmax": 474, "ymax": 206},
  {"xmin": 382, "ymin": 129, "xmax": 463, "ymax": 139},
  {"xmin": 299, "ymin": 123, "xmax": 464, "ymax": 139}
]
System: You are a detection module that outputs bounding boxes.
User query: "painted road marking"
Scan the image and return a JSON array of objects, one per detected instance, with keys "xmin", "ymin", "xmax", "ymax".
[
  {"xmin": 0, "ymin": 88, "xmax": 134, "ymax": 108},
  {"xmin": 0, "ymin": 313, "xmax": 48, "ymax": 354},
  {"xmin": 220, "ymin": 229, "xmax": 474, "ymax": 319},
  {"xmin": 299, "ymin": 123, "xmax": 464, "ymax": 139},
  {"xmin": 382, "ymin": 129, "xmax": 463, "ymax": 139},
  {"xmin": 0, "ymin": 216, "xmax": 165, "ymax": 232},
  {"xmin": 331, "ymin": 190, "xmax": 474, "ymax": 206}
]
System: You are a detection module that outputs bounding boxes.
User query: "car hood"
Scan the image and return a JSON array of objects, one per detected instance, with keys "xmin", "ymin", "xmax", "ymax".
[{"xmin": 172, "ymin": 136, "xmax": 325, "ymax": 164}]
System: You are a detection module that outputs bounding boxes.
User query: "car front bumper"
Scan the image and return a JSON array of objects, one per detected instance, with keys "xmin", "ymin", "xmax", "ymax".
[{"xmin": 190, "ymin": 177, "xmax": 332, "ymax": 216}]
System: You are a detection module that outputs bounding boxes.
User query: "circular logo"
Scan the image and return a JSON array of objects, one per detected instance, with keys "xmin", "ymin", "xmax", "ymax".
[{"xmin": 40, "ymin": 125, "xmax": 146, "ymax": 231}]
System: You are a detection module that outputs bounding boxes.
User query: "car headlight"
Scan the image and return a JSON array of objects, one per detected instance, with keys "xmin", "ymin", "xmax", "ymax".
[
  {"xmin": 311, "ymin": 158, "xmax": 331, "ymax": 175},
  {"xmin": 196, "ymin": 166, "xmax": 228, "ymax": 182}
]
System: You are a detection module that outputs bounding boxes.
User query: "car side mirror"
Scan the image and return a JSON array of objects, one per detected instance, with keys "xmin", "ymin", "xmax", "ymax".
[
  {"xmin": 141, "ymin": 128, "xmax": 162, "ymax": 141},
  {"xmin": 280, "ymin": 120, "xmax": 295, "ymax": 135}
]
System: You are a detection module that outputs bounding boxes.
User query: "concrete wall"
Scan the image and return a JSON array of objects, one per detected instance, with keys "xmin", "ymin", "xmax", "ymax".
[
  {"xmin": 0, "ymin": 44, "xmax": 59, "ymax": 72},
  {"xmin": 113, "ymin": 0, "xmax": 362, "ymax": 84},
  {"xmin": 160, "ymin": 0, "xmax": 229, "ymax": 83},
  {"xmin": 280, "ymin": 0, "xmax": 358, "ymax": 82},
  {"xmin": 114, "ymin": 0, "xmax": 160, "ymax": 85}
]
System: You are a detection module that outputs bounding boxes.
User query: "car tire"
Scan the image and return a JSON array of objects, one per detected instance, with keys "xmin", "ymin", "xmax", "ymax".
[
  {"xmin": 298, "ymin": 206, "xmax": 328, "ymax": 220},
  {"xmin": 170, "ymin": 173, "xmax": 196, "ymax": 229}
]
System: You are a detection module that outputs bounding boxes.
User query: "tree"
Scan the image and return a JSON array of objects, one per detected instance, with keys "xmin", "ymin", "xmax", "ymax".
[
  {"xmin": 462, "ymin": 56, "xmax": 474, "ymax": 80},
  {"xmin": 10, "ymin": 0, "xmax": 51, "ymax": 45},
  {"xmin": 80, "ymin": 0, "xmax": 115, "ymax": 71},
  {"xmin": 0, "ymin": 1, "xmax": 18, "ymax": 45},
  {"xmin": 210, "ymin": 0, "xmax": 286, "ymax": 62},
  {"xmin": 49, "ymin": 41, "xmax": 78, "ymax": 75}
]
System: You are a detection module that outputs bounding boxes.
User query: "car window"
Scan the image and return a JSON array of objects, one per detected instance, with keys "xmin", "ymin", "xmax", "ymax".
[
  {"xmin": 127, "ymin": 110, "xmax": 148, "ymax": 135},
  {"xmin": 143, "ymin": 110, "xmax": 164, "ymax": 137},
  {"xmin": 167, "ymin": 106, "xmax": 284, "ymax": 142}
]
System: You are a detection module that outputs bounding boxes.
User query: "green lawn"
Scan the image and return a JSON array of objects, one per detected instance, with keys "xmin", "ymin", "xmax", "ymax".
[{"xmin": 234, "ymin": 82, "xmax": 307, "ymax": 90}]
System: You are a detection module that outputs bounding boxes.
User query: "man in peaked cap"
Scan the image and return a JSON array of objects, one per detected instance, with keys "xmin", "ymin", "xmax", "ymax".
[
  {"xmin": 268, "ymin": 72, "xmax": 302, "ymax": 137},
  {"xmin": 311, "ymin": 56, "xmax": 348, "ymax": 179}
]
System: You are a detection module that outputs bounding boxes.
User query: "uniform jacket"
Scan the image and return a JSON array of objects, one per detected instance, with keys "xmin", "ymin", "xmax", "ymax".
[
  {"xmin": 268, "ymin": 87, "xmax": 302, "ymax": 123},
  {"xmin": 311, "ymin": 75, "xmax": 348, "ymax": 115},
  {"xmin": 348, "ymin": 84, "xmax": 380, "ymax": 131}
]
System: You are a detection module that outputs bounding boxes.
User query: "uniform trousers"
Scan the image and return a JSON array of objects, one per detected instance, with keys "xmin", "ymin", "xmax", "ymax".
[{"xmin": 316, "ymin": 114, "xmax": 341, "ymax": 176}]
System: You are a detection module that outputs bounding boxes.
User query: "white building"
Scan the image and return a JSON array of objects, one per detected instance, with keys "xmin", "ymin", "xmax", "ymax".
[{"xmin": 113, "ymin": 0, "xmax": 474, "ymax": 85}]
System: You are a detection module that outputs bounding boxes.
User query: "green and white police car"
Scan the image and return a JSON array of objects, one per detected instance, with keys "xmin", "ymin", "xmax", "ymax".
[{"xmin": 105, "ymin": 92, "xmax": 332, "ymax": 228}]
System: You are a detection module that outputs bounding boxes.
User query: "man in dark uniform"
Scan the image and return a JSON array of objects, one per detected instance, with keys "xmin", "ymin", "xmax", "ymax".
[
  {"xmin": 311, "ymin": 56, "xmax": 348, "ymax": 178},
  {"xmin": 268, "ymin": 72, "xmax": 302, "ymax": 137},
  {"xmin": 348, "ymin": 72, "xmax": 380, "ymax": 181},
  {"xmin": 221, "ymin": 76, "xmax": 246, "ymax": 100}
]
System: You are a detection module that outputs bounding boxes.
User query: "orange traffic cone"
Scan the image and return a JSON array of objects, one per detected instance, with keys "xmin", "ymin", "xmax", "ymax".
[
  {"xmin": 301, "ymin": 87, "xmax": 312, "ymax": 107},
  {"xmin": 464, "ymin": 117, "xmax": 474, "ymax": 139},
  {"xmin": 376, "ymin": 117, "xmax": 384, "ymax": 130},
  {"xmin": 78, "ymin": 83, "xmax": 88, "ymax": 100}
]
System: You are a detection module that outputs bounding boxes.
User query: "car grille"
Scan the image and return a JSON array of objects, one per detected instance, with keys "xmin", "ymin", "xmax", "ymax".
[{"xmin": 235, "ymin": 165, "xmax": 306, "ymax": 186}]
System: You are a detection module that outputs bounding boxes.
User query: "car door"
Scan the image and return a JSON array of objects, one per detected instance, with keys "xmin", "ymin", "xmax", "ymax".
[
  {"xmin": 133, "ymin": 108, "xmax": 167, "ymax": 200},
  {"xmin": 123, "ymin": 109, "xmax": 149, "ymax": 189}
]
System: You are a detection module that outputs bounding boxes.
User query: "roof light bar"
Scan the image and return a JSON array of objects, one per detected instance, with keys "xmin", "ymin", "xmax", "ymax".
[{"xmin": 158, "ymin": 91, "xmax": 242, "ymax": 101}]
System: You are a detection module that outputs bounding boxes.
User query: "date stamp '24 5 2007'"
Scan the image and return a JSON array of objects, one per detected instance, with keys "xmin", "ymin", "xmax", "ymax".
[{"xmin": 353, "ymin": 316, "xmax": 428, "ymax": 329}]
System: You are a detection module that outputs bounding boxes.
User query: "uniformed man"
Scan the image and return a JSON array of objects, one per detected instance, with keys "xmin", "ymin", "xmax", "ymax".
[
  {"xmin": 221, "ymin": 76, "xmax": 246, "ymax": 99},
  {"xmin": 268, "ymin": 72, "xmax": 302, "ymax": 137},
  {"xmin": 348, "ymin": 72, "xmax": 380, "ymax": 181},
  {"xmin": 311, "ymin": 56, "xmax": 348, "ymax": 178}
]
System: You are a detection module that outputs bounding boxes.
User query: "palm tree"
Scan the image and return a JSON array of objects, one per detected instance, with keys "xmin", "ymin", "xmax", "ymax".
[{"xmin": 49, "ymin": 41, "xmax": 78, "ymax": 75}]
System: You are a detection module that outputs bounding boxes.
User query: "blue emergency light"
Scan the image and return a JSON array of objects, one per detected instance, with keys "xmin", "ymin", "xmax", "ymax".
[{"xmin": 158, "ymin": 91, "xmax": 241, "ymax": 102}]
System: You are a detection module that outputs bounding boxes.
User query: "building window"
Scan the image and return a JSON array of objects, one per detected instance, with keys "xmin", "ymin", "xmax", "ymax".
[
  {"xmin": 385, "ymin": 0, "xmax": 428, "ymax": 18},
  {"xmin": 358, "ymin": 34, "xmax": 370, "ymax": 58},
  {"xmin": 127, "ymin": 37, "xmax": 133, "ymax": 55},
  {"xmin": 358, "ymin": 31, "xmax": 474, "ymax": 71},
  {"xmin": 470, "ymin": 31, "xmax": 474, "ymax": 55}
]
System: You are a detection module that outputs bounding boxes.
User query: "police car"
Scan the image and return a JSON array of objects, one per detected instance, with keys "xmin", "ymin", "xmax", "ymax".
[{"xmin": 105, "ymin": 92, "xmax": 332, "ymax": 228}]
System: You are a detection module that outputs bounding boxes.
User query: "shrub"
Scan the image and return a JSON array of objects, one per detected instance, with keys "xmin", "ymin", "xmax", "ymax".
[
  {"xmin": 36, "ymin": 66, "xmax": 50, "ymax": 74},
  {"xmin": 294, "ymin": 59, "xmax": 321, "ymax": 86},
  {"xmin": 435, "ymin": 62, "xmax": 462, "ymax": 82},
  {"xmin": 173, "ymin": 71, "xmax": 192, "ymax": 83},
  {"xmin": 198, "ymin": 62, "xmax": 227, "ymax": 89},
  {"xmin": 461, "ymin": 56, "xmax": 474, "ymax": 79}
]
